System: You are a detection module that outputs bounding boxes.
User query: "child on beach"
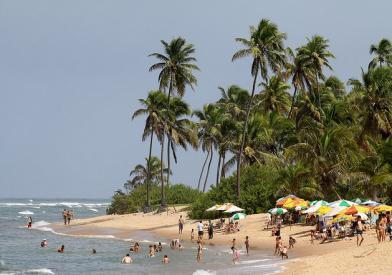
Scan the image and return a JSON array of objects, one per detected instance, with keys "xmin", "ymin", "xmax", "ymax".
[
  {"xmin": 121, "ymin": 254, "xmax": 132, "ymax": 264},
  {"xmin": 57, "ymin": 245, "xmax": 65, "ymax": 253},
  {"xmin": 274, "ymin": 236, "xmax": 282, "ymax": 255},
  {"xmin": 162, "ymin": 255, "xmax": 169, "ymax": 264},
  {"xmin": 281, "ymin": 246, "xmax": 288, "ymax": 259},
  {"xmin": 289, "ymin": 236, "xmax": 296, "ymax": 249},
  {"xmin": 245, "ymin": 236, "xmax": 249, "ymax": 255},
  {"xmin": 310, "ymin": 230, "xmax": 315, "ymax": 245},
  {"xmin": 231, "ymin": 246, "xmax": 240, "ymax": 264},
  {"xmin": 191, "ymin": 228, "xmax": 195, "ymax": 242}
]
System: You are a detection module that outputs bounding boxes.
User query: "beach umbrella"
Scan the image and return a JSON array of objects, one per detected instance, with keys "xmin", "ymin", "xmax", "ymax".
[
  {"xmin": 324, "ymin": 206, "xmax": 348, "ymax": 217},
  {"xmin": 310, "ymin": 200, "xmax": 329, "ymax": 207},
  {"xmin": 295, "ymin": 205, "xmax": 307, "ymax": 211},
  {"xmin": 232, "ymin": 213, "xmax": 246, "ymax": 220},
  {"xmin": 341, "ymin": 205, "xmax": 370, "ymax": 215},
  {"xmin": 206, "ymin": 204, "xmax": 222, "ymax": 212},
  {"xmin": 332, "ymin": 214, "xmax": 354, "ymax": 223},
  {"xmin": 283, "ymin": 199, "xmax": 309, "ymax": 209},
  {"xmin": 276, "ymin": 195, "xmax": 300, "ymax": 206},
  {"xmin": 354, "ymin": 198, "xmax": 362, "ymax": 204},
  {"xmin": 328, "ymin": 200, "xmax": 356, "ymax": 208},
  {"xmin": 316, "ymin": 206, "xmax": 332, "ymax": 215},
  {"xmin": 355, "ymin": 213, "xmax": 369, "ymax": 220},
  {"xmin": 360, "ymin": 200, "xmax": 380, "ymax": 206},
  {"xmin": 268, "ymin": 208, "xmax": 288, "ymax": 215},
  {"xmin": 374, "ymin": 205, "xmax": 392, "ymax": 213},
  {"xmin": 224, "ymin": 205, "xmax": 244, "ymax": 213},
  {"xmin": 216, "ymin": 203, "xmax": 233, "ymax": 211},
  {"xmin": 302, "ymin": 205, "xmax": 321, "ymax": 214}
]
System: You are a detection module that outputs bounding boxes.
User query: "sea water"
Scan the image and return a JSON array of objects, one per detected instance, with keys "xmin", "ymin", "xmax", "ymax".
[{"xmin": 0, "ymin": 199, "xmax": 286, "ymax": 275}]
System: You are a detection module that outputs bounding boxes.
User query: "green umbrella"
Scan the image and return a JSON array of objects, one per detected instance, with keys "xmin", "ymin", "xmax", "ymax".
[
  {"xmin": 268, "ymin": 208, "xmax": 288, "ymax": 215},
  {"xmin": 232, "ymin": 213, "xmax": 246, "ymax": 220}
]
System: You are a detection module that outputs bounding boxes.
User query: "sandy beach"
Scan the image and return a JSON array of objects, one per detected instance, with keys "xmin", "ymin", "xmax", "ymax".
[{"xmin": 51, "ymin": 208, "xmax": 392, "ymax": 274}]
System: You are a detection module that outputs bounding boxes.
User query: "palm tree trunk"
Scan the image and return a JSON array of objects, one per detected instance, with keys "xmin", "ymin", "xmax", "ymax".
[
  {"xmin": 220, "ymin": 152, "xmax": 226, "ymax": 179},
  {"xmin": 167, "ymin": 138, "xmax": 171, "ymax": 189},
  {"xmin": 216, "ymin": 152, "xmax": 222, "ymax": 186},
  {"xmin": 146, "ymin": 131, "xmax": 154, "ymax": 208},
  {"xmin": 203, "ymin": 145, "xmax": 214, "ymax": 192},
  {"xmin": 236, "ymin": 71, "xmax": 258, "ymax": 197},
  {"xmin": 160, "ymin": 134, "xmax": 165, "ymax": 207},
  {"xmin": 288, "ymin": 86, "xmax": 298, "ymax": 119},
  {"xmin": 197, "ymin": 149, "xmax": 210, "ymax": 191}
]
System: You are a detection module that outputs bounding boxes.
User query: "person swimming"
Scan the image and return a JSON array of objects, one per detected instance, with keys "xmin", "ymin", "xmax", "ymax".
[
  {"xmin": 40, "ymin": 239, "xmax": 48, "ymax": 248},
  {"xmin": 57, "ymin": 245, "xmax": 64, "ymax": 253},
  {"xmin": 149, "ymin": 245, "xmax": 155, "ymax": 257},
  {"xmin": 92, "ymin": 249, "xmax": 96, "ymax": 254},
  {"xmin": 121, "ymin": 253, "xmax": 132, "ymax": 264},
  {"xmin": 162, "ymin": 255, "xmax": 169, "ymax": 264},
  {"xmin": 158, "ymin": 242, "xmax": 163, "ymax": 252}
]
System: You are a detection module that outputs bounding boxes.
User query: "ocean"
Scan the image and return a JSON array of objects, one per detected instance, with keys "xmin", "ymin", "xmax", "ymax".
[{"xmin": 0, "ymin": 199, "xmax": 286, "ymax": 275}]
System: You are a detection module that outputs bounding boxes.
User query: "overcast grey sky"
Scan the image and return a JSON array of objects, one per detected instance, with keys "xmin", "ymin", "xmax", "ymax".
[{"xmin": 0, "ymin": 1, "xmax": 391, "ymax": 198}]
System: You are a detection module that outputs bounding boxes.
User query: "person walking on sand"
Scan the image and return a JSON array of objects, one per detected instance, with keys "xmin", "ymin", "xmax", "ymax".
[
  {"xmin": 197, "ymin": 221, "xmax": 204, "ymax": 241},
  {"xmin": 121, "ymin": 253, "xmax": 132, "ymax": 264},
  {"xmin": 208, "ymin": 220, "xmax": 214, "ymax": 239},
  {"xmin": 231, "ymin": 246, "xmax": 240, "ymax": 264},
  {"xmin": 355, "ymin": 216, "xmax": 364, "ymax": 246},
  {"xmin": 178, "ymin": 215, "xmax": 184, "ymax": 234},
  {"xmin": 289, "ymin": 236, "xmax": 296, "ymax": 249},
  {"xmin": 62, "ymin": 209, "xmax": 67, "ymax": 226},
  {"xmin": 274, "ymin": 236, "xmax": 282, "ymax": 255},
  {"xmin": 245, "ymin": 236, "xmax": 250, "ymax": 255},
  {"xmin": 196, "ymin": 240, "xmax": 203, "ymax": 262},
  {"xmin": 281, "ymin": 246, "xmax": 288, "ymax": 259},
  {"xmin": 27, "ymin": 216, "xmax": 33, "ymax": 228}
]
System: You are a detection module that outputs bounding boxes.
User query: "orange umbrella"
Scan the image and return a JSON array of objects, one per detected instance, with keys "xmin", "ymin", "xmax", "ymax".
[{"xmin": 341, "ymin": 205, "xmax": 370, "ymax": 215}]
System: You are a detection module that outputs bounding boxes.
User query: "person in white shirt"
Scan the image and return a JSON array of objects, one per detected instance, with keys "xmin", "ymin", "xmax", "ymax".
[{"xmin": 197, "ymin": 221, "xmax": 204, "ymax": 240}]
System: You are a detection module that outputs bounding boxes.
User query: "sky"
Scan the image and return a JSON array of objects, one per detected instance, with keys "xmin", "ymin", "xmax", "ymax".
[{"xmin": 0, "ymin": 0, "xmax": 391, "ymax": 199}]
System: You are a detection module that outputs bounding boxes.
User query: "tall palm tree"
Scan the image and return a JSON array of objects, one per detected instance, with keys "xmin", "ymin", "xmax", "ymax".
[
  {"xmin": 369, "ymin": 38, "xmax": 392, "ymax": 69},
  {"xmin": 232, "ymin": 19, "xmax": 287, "ymax": 197},
  {"xmin": 298, "ymin": 35, "xmax": 335, "ymax": 108},
  {"xmin": 193, "ymin": 104, "xmax": 224, "ymax": 192},
  {"xmin": 132, "ymin": 91, "xmax": 166, "ymax": 207},
  {"xmin": 149, "ymin": 37, "xmax": 199, "ymax": 206},
  {"xmin": 255, "ymin": 76, "xmax": 291, "ymax": 114}
]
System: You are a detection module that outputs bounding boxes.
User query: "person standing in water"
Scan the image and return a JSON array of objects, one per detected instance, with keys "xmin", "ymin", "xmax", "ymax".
[
  {"xmin": 121, "ymin": 254, "xmax": 132, "ymax": 264},
  {"xmin": 162, "ymin": 255, "xmax": 169, "ymax": 264},
  {"xmin": 27, "ymin": 216, "xmax": 32, "ymax": 228},
  {"xmin": 245, "ymin": 236, "xmax": 249, "ymax": 255},
  {"xmin": 178, "ymin": 215, "xmax": 184, "ymax": 235},
  {"xmin": 208, "ymin": 220, "xmax": 214, "ymax": 239},
  {"xmin": 57, "ymin": 245, "xmax": 65, "ymax": 253},
  {"xmin": 62, "ymin": 209, "xmax": 67, "ymax": 226},
  {"xmin": 196, "ymin": 240, "xmax": 202, "ymax": 262},
  {"xmin": 231, "ymin": 246, "xmax": 240, "ymax": 263}
]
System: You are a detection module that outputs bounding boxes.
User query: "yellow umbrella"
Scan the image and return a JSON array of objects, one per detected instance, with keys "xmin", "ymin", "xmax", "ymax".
[
  {"xmin": 332, "ymin": 214, "xmax": 354, "ymax": 223},
  {"xmin": 374, "ymin": 205, "xmax": 392, "ymax": 213},
  {"xmin": 277, "ymin": 197, "xmax": 294, "ymax": 207},
  {"xmin": 316, "ymin": 205, "xmax": 332, "ymax": 215},
  {"xmin": 283, "ymin": 199, "xmax": 309, "ymax": 209}
]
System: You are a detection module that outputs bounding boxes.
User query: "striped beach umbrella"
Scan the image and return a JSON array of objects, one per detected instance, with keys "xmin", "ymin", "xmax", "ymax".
[
  {"xmin": 232, "ymin": 213, "xmax": 246, "ymax": 220},
  {"xmin": 268, "ymin": 208, "xmax": 288, "ymax": 215}
]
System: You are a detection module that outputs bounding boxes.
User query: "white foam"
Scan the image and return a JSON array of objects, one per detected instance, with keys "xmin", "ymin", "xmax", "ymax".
[
  {"xmin": 192, "ymin": 270, "xmax": 216, "ymax": 275},
  {"xmin": 139, "ymin": 240, "xmax": 152, "ymax": 243},
  {"xmin": 89, "ymin": 208, "xmax": 98, "ymax": 212},
  {"xmin": 24, "ymin": 268, "xmax": 55, "ymax": 274},
  {"xmin": 238, "ymin": 259, "xmax": 269, "ymax": 265},
  {"xmin": 18, "ymin": 210, "xmax": 34, "ymax": 215}
]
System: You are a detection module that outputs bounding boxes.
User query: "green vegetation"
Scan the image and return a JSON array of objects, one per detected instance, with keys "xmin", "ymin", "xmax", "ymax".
[{"xmin": 109, "ymin": 18, "xmax": 392, "ymax": 217}]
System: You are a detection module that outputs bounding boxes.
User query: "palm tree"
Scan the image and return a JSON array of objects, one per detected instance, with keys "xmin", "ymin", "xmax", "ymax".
[
  {"xmin": 369, "ymin": 38, "xmax": 392, "ymax": 69},
  {"xmin": 132, "ymin": 91, "xmax": 166, "ymax": 207},
  {"xmin": 128, "ymin": 156, "xmax": 169, "ymax": 190},
  {"xmin": 299, "ymin": 35, "xmax": 334, "ymax": 108},
  {"xmin": 232, "ymin": 19, "xmax": 287, "ymax": 197},
  {"xmin": 193, "ymin": 104, "xmax": 224, "ymax": 192},
  {"xmin": 255, "ymin": 76, "xmax": 291, "ymax": 114},
  {"xmin": 149, "ymin": 37, "xmax": 199, "ymax": 205}
]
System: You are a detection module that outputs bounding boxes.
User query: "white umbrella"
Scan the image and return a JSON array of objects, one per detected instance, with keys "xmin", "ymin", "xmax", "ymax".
[
  {"xmin": 360, "ymin": 200, "xmax": 380, "ymax": 206},
  {"xmin": 323, "ymin": 206, "xmax": 348, "ymax": 217},
  {"xmin": 206, "ymin": 205, "xmax": 221, "ymax": 212},
  {"xmin": 328, "ymin": 200, "xmax": 356, "ymax": 208},
  {"xmin": 355, "ymin": 213, "xmax": 369, "ymax": 220},
  {"xmin": 216, "ymin": 203, "xmax": 232, "ymax": 211},
  {"xmin": 224, "ymin": 205, "xmax": 244, "ymax": 213},
  {"xmin": 302, "ymin": 205, "xmax": 321, "ymax": 214}
]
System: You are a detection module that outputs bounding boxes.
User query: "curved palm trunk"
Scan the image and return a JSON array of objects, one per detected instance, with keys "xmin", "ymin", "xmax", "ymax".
[
  {"xmin": 203, "ymin": 145, "xmax": 214, "ymax": 192},
  {"xmin": 146, "ymin": 131, "xmax": 154, "ymax": 208},
  {"xmin": 197, "ymin": 149, "xmax": 210, "ymax": 191},
  {"xmin": 220, "ymin": 152, "xmax": 226, "ymax": 179},
  {"xmin": 216, "ymin": 152, "xmax": 222, "ymax": 186},
  {"xmin": 288, "ymin": 86, "xmax": 298, "ymax": 119},
  {"xmin": 160, "ymin": 134, "xmax": 165, "ymax": 207},
  {"xmin": 167, "ymin": 138, "xmax": 171, "ymax": 190},
  {"xmin": 236, "ymin": 72, "xmax": 258, "ymax": 197}
]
